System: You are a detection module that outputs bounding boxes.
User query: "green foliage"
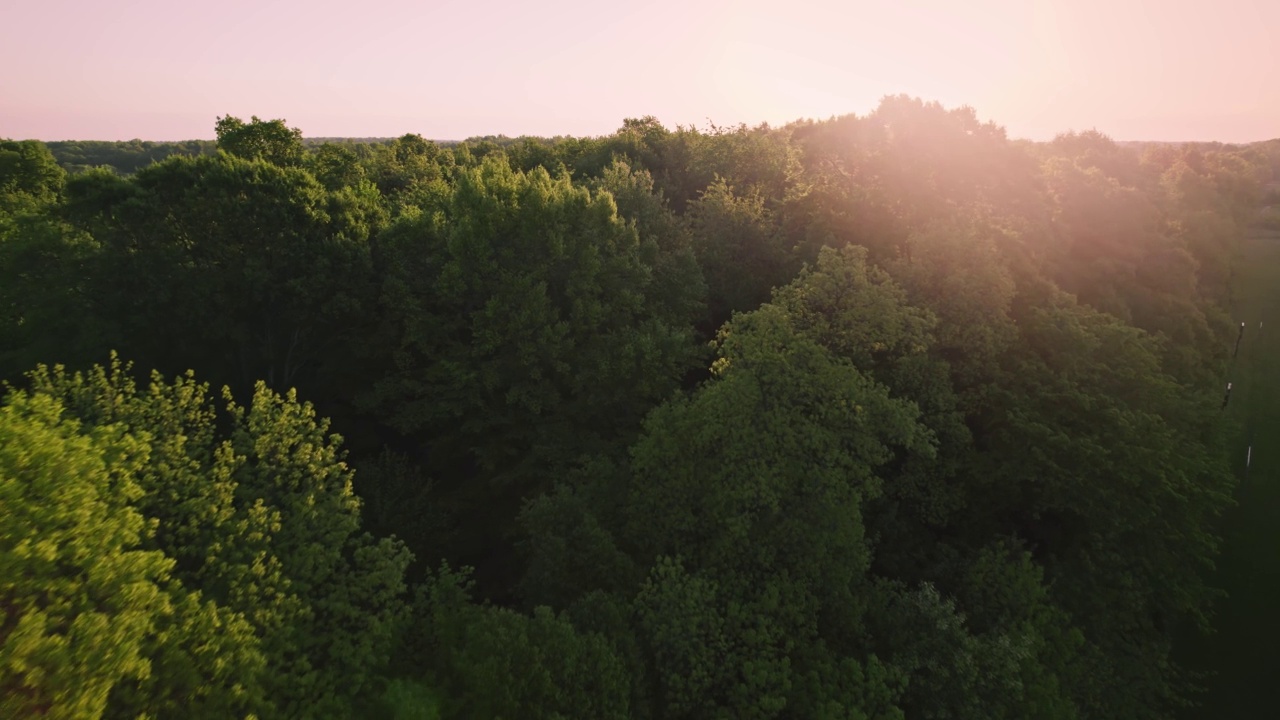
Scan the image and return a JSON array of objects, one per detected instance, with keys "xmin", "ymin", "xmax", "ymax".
[
  {"xmin": 0, "ymin": 392, "xmax": 171, "ymax": 719},
  {"xmin": 309, "ymin": 141, "xmax": 370, "ymax": 191},
  {"xmin": 372, "ymin": 678, "xmax": 443, "ymax": 720},
  {"xmin": 523, "ymin": 267, "xmax": 940, "ymax": 717},
  {"xmin": 215, "ymin": 115, "xmax": 305, "ymax": 166},
  {"xmin": 1049, "ymin": 130, "xmax": 1145, "ymax": 188},
  {"xmin": 883, "ymin": 215, "xmax": 1018, "ymax": 386},
  {"xmin": 768, "ymin": 244, "xmax": 973, "ymax": 556},
  {"xmin": 970, "ymin": 297, "xmax": 1233, "ymax": 717},
  {"xmin": 622, "ymin": 274, "xmax": 938, "ymax": 718},
  {"xmin": 62, "ymin": 152, "xmax": 378, "ymax": 395},
  {"xmin": 403, "ymin": 565, "xmax": 631, "ymax": 720},
  {"xmin": 0, "ymin": 139, "xmax": 65, "ymax": 220},
  {"xmin": 768, "ymin": 245, "xmax": 936, "ymax": 373},
  {"xmin": 363, "ymin": 134, "xmax": 453, "ymax": 209},
  {"xmin": 868, "ymin": 581, "xmax": 1068, "ymax": 720},
  {"xmin": 689, "ymin": 178, "xmax": 797, "ymax": 329},
  {"xmin": 655, "ymin": 122, "xmax": 796, "ymax": 212},
  {"xmin": 366, "ymin": 156, "xmax": 701, "ymax": 580},
  {"xmin": 44, "ymin": 139, "xmax": 217, "ymax": 176},
  {"xmin": 1039, "ymin": 148, "xmax": 1239, "ymax": 386},
  {"xmin": 626, "ymin": 299, "xmax": 934, "ymax": 575},
  {"xmin": 633, "ymin": 557, "xmax": 790, "ymax": 719},
  {"xmin": 0, "ymin": 215, "xmax": 107, "ymax": 380},
  {"xmin": 587, "ymin": 159, "xmax": 707, "ymax": 331},
  {"xmin": 6, "ymin": 358, "xmax": 411, "ymax": 718},
  {"xmin": 0, "ymin": 105, "xmax": 1263, "ymax": 718}
]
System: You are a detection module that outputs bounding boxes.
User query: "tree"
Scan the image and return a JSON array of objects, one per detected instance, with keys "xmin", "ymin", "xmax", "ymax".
[
  {"xmin": 0, "ymin": 214, "xmax": 109, "ymax": 383},
  {"xmin": 15, "ymin": 358, "xmax": 411, "ymax": 718},
  {"xmin": 309, "ymin": 141, "xmax": 370, "ymax": 191},
  {"xmin": 0, "ymin": 392, "xmax": 172, "ymax": 719},
  {"xmin": 522, "ymin": 277, "xmax": 937, "ymax": 717},
  {"xmin": 587, "ymin": 160, "xmax": 707, "ymax": 334},
  {"xmin": 768, "ymin": 244, "xmax": 974, "ymax": 571},
  {"xmin": 968, "ymin": 297, "xmax": 1233, "ymax": 717},
  {"xmin": 365, "ymin": 157, "xmax": 701, "ymax": 586},
  {"xmin": 363, "ymin": 134, "xmax": 453, "ymax": 208},
  {"xmin": 63, "ymin": 152, "xmax": 380, "ymax": 398},
  {"xmin": 399, "ymin": 565, "xmax": 632, "ymax": 720},
  {"xmin": 883, "ymin": 213, "xmax": 1019, "ymax": 390},
  {"xmin": 688, "ymin": 178, "xmax": 796, "ymax": 331},
  {"xmin": 215, "ymin": 115, "xmax": 305, "ymax": 166},
  {"xmin": 0, "ymin": 139, "xmax": 65, "ymax": 231},
  {"xmin": 1040, "ymin": 155, "xmax": 1222, "ymax": 385},
  {"xmin": 44, "ymin": 139, "xmax": 217, "ymax": 175}
]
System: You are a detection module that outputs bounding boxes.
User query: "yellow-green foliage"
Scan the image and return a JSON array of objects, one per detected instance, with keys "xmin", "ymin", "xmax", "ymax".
[
  {"xmin": 2, "ymin": 358, "xmax": 410, "ymax": 719},
  {"xmin": 0, "ymin": 392, "xmax": 170, "ymax": 718}
]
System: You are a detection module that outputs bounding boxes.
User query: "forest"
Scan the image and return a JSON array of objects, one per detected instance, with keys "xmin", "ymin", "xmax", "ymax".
[{"xmin": 3, "ymin": 99, "xmax": 1280, "ymax": 719}]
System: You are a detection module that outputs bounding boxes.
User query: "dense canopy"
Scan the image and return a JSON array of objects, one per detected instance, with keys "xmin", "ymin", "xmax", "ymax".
[{"xmin": 3, "ymin": 105, "xmax": 1277, "ymax": 718}]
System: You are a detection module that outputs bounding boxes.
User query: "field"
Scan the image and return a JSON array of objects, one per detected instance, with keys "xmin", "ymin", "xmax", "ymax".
[{"xmin": 1180, "ymin": 223, "xmax": 1280, "ymax": 718}]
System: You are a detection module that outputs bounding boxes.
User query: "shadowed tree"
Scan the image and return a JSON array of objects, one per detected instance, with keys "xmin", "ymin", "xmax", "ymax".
[
  {"xmin": 62, "ymin": 151, "xmax": 382, "ymax": 398},
  {"xmin": 365, "ymin": 156, "xmax": 701, "ymax": 591}
]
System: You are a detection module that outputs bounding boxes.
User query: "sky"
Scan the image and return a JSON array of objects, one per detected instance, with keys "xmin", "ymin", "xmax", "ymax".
[{"xmin": 1, "ymin": 0, "xmax": 1276, "ymax": 143}]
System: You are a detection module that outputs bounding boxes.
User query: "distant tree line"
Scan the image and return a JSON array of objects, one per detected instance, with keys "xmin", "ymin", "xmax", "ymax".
[
  {"xmin": 2, "ymin": 103, "xmax": 1278, "ymax": 718},
  {"xmin": 44, "ymin": 139, "xmax": 218, "ymax": 175}
]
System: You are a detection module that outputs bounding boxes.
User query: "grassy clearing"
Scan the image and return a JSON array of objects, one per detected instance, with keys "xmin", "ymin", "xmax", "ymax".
[{"xmin": 1180, "ymin": 230, "xmax": 1280, "ymax": 718}]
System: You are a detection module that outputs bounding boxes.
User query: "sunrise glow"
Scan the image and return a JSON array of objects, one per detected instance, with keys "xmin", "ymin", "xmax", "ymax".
[{"xmin": 1, "ymin": 0, "xmax": 1276, "ymax": 141}]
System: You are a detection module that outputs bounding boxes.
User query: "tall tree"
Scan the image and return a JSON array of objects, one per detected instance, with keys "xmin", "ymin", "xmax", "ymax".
[
  {"xmin": 214, "ymin": 115, "xmax": 305, "ymax": 167},
  {"xmin": 63, "ymin": 152, "xmax": 381, "ymax": 398},
  {"xmin": 688, "ymin": 178, "xmax": 797, "ymax": 331},
  {"xmin": 366, "ymin": 157, "xmax": 701, "ymax": 588},
  {"xmin": 0, "ymin": 139, "xmax": 65, "ymax": 223}
]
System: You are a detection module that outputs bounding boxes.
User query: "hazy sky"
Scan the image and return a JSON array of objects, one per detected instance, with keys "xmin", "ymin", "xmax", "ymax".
[{"xmin": 1, "ymin": 0, "xmax": 1276, "ymax": 142}]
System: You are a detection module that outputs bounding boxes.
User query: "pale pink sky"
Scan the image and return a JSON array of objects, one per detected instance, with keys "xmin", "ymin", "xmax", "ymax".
[{"xmin": 1, "ymin": 0, "xmax": 1276, "ymax": 142}]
